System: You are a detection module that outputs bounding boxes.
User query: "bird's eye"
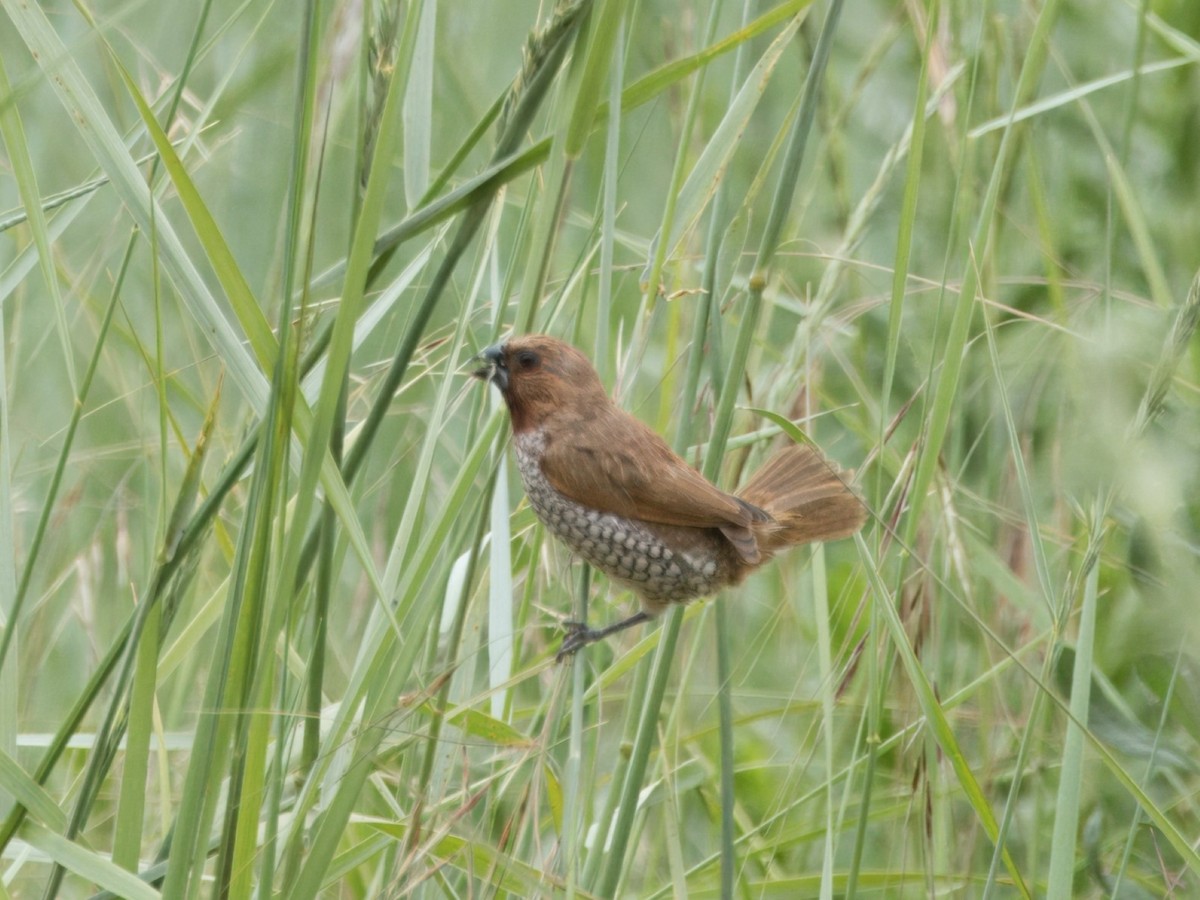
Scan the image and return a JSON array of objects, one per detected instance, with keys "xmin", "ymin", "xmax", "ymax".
[{"xmin": 515, "ymin": 350, "xmax": 540, "ymax": 370}]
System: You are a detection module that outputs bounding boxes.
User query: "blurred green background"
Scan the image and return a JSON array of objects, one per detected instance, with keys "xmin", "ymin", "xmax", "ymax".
[{"xmin": 1, "ymin": 0, "xmax": 1198, "ymax": 896}]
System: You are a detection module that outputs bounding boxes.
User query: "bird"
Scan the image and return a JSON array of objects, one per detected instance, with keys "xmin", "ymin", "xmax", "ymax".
[{"xmin": 474, "ymin": 334, "xmax": 866, "ymax": 658}]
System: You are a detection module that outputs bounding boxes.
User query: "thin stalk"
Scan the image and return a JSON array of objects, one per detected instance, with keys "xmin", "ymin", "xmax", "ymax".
[
  {"xmin": 593, "ymin": 616, "xmax": 683, "ymax": 897},
  {"xmin": 563, "ymin": 562, "xmax": 592, "ymax": 897},
  {"xmin": 697, "ymin": 2, "xmax": 752, "ymax": 896}
]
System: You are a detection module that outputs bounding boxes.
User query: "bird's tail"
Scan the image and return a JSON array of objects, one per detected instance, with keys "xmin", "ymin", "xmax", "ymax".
[{"xmin": 737, "ymin": 444, "xmax": 866, "ymax": 556}]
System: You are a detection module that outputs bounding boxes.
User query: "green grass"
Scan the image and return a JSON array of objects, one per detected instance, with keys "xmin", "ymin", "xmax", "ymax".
[{"xmin": 2, "ymin": 0, "xmax": 1199, "ymax": 896}]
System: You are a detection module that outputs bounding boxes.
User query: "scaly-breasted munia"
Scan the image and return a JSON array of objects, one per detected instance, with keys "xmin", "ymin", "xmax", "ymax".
[{"xmin": 474, "ymin": 335, "xmax": 865, "ymax": 657}]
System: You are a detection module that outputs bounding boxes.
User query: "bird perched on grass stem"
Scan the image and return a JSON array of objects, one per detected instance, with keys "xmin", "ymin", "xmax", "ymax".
[{"xmin": 474, "ymin": 335, "xmax": 865, "ymax": 658}]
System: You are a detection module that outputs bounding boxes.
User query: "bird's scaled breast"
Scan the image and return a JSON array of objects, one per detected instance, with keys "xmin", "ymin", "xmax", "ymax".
[{"xmin": 513, "ymin": 429, "xmax": 727, "ymax": 607}]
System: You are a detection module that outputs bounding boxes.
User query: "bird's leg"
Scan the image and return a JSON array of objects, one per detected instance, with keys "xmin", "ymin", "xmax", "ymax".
[{"xmin": 557, "ymin": 611, "xmax": 652, "ymax": 661}]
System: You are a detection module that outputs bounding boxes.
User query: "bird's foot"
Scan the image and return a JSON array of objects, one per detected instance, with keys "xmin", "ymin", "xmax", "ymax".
[
  {"xmin": 555, "ymin": 611, "xmax": 654, "ymax": 662},
  {"xmin": 556, "ymin": 621, "xmax": 603, "ymax": 661}
]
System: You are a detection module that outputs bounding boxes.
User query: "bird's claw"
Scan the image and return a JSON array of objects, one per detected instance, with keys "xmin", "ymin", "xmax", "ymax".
[{"xmin": 556, "ymin": 621, "xmax": 600, "ymax": 661}]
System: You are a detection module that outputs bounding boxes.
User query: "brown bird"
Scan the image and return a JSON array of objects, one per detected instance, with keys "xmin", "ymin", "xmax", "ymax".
[{"xmin": 474, "ymin": 334, "xmax": 866, "ymax": 657}]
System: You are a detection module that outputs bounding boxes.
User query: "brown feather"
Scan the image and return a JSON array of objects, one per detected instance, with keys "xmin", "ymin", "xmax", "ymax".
[
  {"xmin": 541, "ymin": 405, "xmax": 766, "ymax": 529},
  {"xmin": 737, "ymin": 444, "xmax": 866, "ymax": 556}
]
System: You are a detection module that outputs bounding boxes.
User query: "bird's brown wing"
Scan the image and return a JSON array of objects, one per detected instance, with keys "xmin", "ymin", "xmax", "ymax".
[{"xmin": 540, "ymin": 407, "xmax": 768, "ymax": 562}]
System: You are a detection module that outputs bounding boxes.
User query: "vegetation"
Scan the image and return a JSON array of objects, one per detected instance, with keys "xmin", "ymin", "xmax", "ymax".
[{"xmin": 1, "ymin": 0, "xmax": 1198, "ymax": 895}]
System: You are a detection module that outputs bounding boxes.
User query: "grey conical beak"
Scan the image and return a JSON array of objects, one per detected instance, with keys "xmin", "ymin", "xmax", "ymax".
[{"xmin": 472, "ymin": 344, "xmax": 508, "ymax": 391}]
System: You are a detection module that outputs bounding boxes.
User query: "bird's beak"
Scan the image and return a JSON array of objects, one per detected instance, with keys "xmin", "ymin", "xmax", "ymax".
[{"xmin": 472, "ymin": 343, "xmax": 508, "ymax": 392}]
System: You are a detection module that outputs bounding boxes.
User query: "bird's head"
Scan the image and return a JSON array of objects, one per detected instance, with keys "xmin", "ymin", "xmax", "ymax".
[{"xmin": 473, "ymin": 334, "xmax": 608, "ymax": 432}]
